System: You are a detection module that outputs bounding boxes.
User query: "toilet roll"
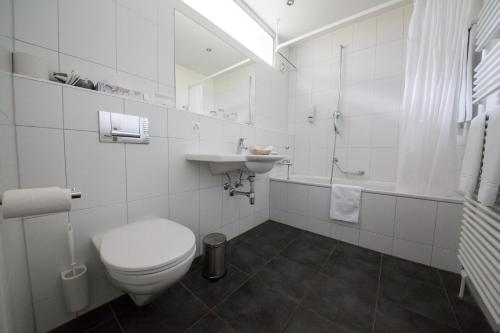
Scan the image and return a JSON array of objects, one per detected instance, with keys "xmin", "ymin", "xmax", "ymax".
[{"xmin": 2, "ymin": 187, "xmax": 72, "ymax": 219}]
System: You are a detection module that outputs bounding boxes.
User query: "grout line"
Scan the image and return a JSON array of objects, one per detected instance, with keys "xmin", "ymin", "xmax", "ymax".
[
  {"xmin": 438, "ymin": 270, "xmax": 464, "ymax": 333},
  {"xmin": 371, "ymin": 253, "xmax": 384, "ymax": 333},
  {"xmin": 108, "ymin": 303, "xmax": 126, "ymax": 333}
]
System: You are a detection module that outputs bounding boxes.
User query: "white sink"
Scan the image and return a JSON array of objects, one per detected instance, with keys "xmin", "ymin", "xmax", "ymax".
[{"xmin": 185, "ymin": 153, "xmax": 284, "ymax": 174}]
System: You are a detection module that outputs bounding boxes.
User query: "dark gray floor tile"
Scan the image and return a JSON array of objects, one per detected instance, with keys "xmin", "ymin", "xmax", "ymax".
[
  {"xmin": 228, "ymin": 241, "xmax": 274, "ymax": 274},
  {"xmin": 111, "ymin": 283, "xmax": 208, "ymax": 333},
  {"xmin": 181, "ymin": 264, "xmax": 248, "ymax": 307},
  {"xmin": 321, "ymin": 242, "xmax": 381, "ymax": 289},
  {"xmin": 50, "ymin": 304, "xmax": 114, "ymax": 333},
  {"xmin": 215, "ymin": 278, "xmax": 298, "ymax": 333},
  {"xmin": 382, "ymin": 255, "xmax": 441, "ymax": 286},
  {"xmin": 185, "ymin": 313, "xmax": 234, "ymax": 333},
  {"xmin": 302, "ymin": 272, "xmax": 376, "ymax": 332},
  {"xmin": 281, "ymin": 232, "xmax": 336, "ymax": 270},
  {"xmin": 87, "ymin": 319, "xmax": 123, "ymax": 333},
  {"xmin": 374, "ymin": 300, "xmax": 459, "ymax": 333},
  {"xmin": 284, "ymin": 306, "xmax": 359, "ymax": 333},
  {"xmin": 449, "ymin": 295, "xmax": 494, "ymax": 333},
  {"xmin": 380, "ymin": 274, "xmax": 457, "ymax": 328},
  {"xmin": 438, "ymin": 270, "xmax": 476, "ymax": 303},
  {"xmin": 255, "ymin": 255, "xmax": 319, "ymax": 301},
  {"xmin": 245, "ymin": 223, "xmax": 300, "ymax": 255}
]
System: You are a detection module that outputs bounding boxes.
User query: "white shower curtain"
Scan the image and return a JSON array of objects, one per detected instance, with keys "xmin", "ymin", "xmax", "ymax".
[
  {"xmin": 188, "ymin": 83, "xmax": 204, "ymax": 114},
  {"xmin": 396, "ymin": 0, "xmax": 474, "ymax": 197}
]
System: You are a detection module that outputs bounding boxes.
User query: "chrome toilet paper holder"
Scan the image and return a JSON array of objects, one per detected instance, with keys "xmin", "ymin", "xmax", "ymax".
[{"xmin": 0, "ymin": 188, "xmax": 82, "ymax": 205}]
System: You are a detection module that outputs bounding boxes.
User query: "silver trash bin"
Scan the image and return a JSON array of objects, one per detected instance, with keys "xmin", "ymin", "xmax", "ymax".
[{"xmin": 203, "ymin": 233, "xmax": 227, "ymax": 280}]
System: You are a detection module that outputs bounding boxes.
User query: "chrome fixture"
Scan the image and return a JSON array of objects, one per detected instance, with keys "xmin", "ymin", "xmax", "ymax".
[
  {"xmin": 286, "ymin": 0, "xmax": 294, "ymax": 5},
  {"xmin": 279, "ymin": 159, "xmax": 293, "ymax": 180},
  {"xmin": 333, "ymin": 157, "xmax": 365, "ymax": 176},
  {"xmin": 224, "ymin": 173, "xmax": 255, "ymax": 205},
  {"xmin": 330, "ymin": 45, "xmax": 346, "ymax": 184},
  {"xmin": 236, "ymin": 137, "xmax": 248, "ymax": 154}
]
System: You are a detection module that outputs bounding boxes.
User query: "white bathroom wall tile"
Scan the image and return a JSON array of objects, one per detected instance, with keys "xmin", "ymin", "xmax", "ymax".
[
  {"xmin": 295, "ymin": 41, "xmax": 313, "ymax": 67},
  {"xmin": 117, "ymin": 5, "xmax": 157, "ymax": 80},
  {"xmin": 312, "ymin": 32, "xmax": 333, "ymax": 63},
  {"xmin": 70, "ymin": 203, "xmax": 127, "ymax": 281},
  {"xmin": 330, "ymin": 223, "xmax": 359, "ymax": 245},
  {"xmin": 220, "ymin": 221, "xmax": 239, "ymax": 241},
  {"xmin": 169, "ymin": 190, "xmax": 200, "ymax": 238},
  {"xmin": 359, "ymin": 230, "xmax": 393, "ymax": 254},
  {"xmin": 349, "ymin": 48, "xmax": 375, "ymax": 84},
  {"xmin": 345, "ymin": 81, "xmax": 374, "ymax": 116},
  {"xmin": 360, "ymin": 192, "xmax": 396, "ymax": 235},
  {"xmin": 168, "ymin": 138, "xmax": 199, "ymax": 194},
  {"xmin": 371, "ymin": 113, "xmax": 399, "ymax": 147},
  {"xmin": 239, "ymin": 215, "xmax": 255, "ymax": 234},
  {"xmin": 118, "ymin": 0, "xmax": 158, "ymax": 23},
  {"xmin": 254, "ymin": 179, "xmax": 269, "ymax": 212},
  {"xmin": 222, "ymin": 121, "xmax": 242, "ymax": 144},
  {"xmin": 370, "ymin": 148, "xmax": 398, "ymax": 182},
  {"xmin": 24, "ymin": 213, "xmax": 69, "ymax": 302},
  {"xmin": 0, "ymin": 0, "xmax": 12, "ymax": 37},
  {"xmin": 116, "ymin": 71, "xmax": 157, "ymax": 97},
  {"xmin": 59, "ymin": 54, "xmax": 117, "ymax": 83},
  {"xmin": 16, "ymin": 126, "xmax": 66, "ymax": 188},
  {"xmin": 348, "ymin": 148, "xmax": 371, "ymax": 179},
  {"xmin": 431, "ymin": 247, "xmax": 460, "ymax": 273},
  {"xmin": 254, "ymin": 209, "xmax": 270, "ymax": 225},
  {"xmin": 222, "ymin": 191, "xmax": 239, "ymax": 226},
  {"xmin": 295, "ymin": 66, "xmax": 313, "ymax": 96},
  {"xmin": 287, "ymin": 183, "xmax": 309, "ymax": 216},
  {"xmin": 308, "ymin": 186, "xmax": 330, "ymax": 221},
  {"xmin": 59, "ymin": 0, "xmax": 116, "ymax": 67},
  {"xmin": 0, "ymin": 125, "xmax": 18, "ymax": 193},
  {"xmin": 376, "ymin": 8, "xmax": 404, "ymax": 44},
  {"xmin": 167, "ymin": 109, "xmax": 200, "ymax": 140},
  {"xmin": 127, "ymin": 195, "xmax": 169, "ymax": 224},
  {"xmin": 395, "ymin": 197, "xmax": 437, "ymax": 245},
  {"xmin": 33, "ymin": 294, "xmax": 75, "ymax": 333},
  {"xmin": 286, "ymin": 212, "xmax": 307, "ymax": 230},
  {"xmin": 309, "ymin": 121, "xmax": 329, "ymax": 148},
  {"xmin": 239, "ymin": 195, "xmax": 254, "ymax": 219},
  {"xmin": 292, "ymin": 148, "xmax": 309, "ymax": 175},
  {"xmin": 199, "ymin": 187, "xmax": 223, "ymax": 235},
  {"xmin": 65, "ymin": 130, "xmax": 126, "ymax": 210},
  {"xmin": 348, "ymin": 116, "xmax": 372, "ymax": 147},
  {"xmin": 270, "ymin": 181, "xmax": 287, "ymax": 211},
  {"xmin": 331, "ymin": 147, "xmax": 348, "ymax": 179},
  {"xmin": 307, "ymin": 217, "xmax": 331, "ymax": 237},
  {"xmin": 125, "ymin": 100, "xmax": 168, "ymax": 137},
  {"xmin": 126, "ymin": 137, "xmax": 169, "ymax": 201},
  {"xmin": 308, "ymin": 148, "xmax": 328, "ymax": 177},
  {"xmin": 270, "ymin": 208, "xmax": 287, "ymax": 223},
  {"xmin": 332, "ymin": 26, "xmax": 353, "ymax": 56},
  {"xmin": 14, "ymin": 0, "xmax": 58, "ymax": 50},
  {"xmin": 392, "ymin": 238, "xmax": 432, "ymax": 265},
  {"xmin": 14, "ymin": 77, "xmax": 62, "ymax": 128},
  {"xmin": 63, "ymin": 86, "xmax": 123, "ymax": 131},
  {"xmin": 353, "ymin": 17, "xmax": 377, "ymax": 51},
  {"xmin": 434, "ymin": 202, "xmax": 463, "ymax": 250},
  {"xmin": 312, "ymin": 60, "xmax": 332, "ymax": 93},
  {"xmin": 312, "ymin": 90, "xmax": 337, "ymax": 120},
  {"xmin": 14, "ymin": 40, "xmax": 59, "ymax": 73},
  {"xmin": 373, "ymin": 76, "xmax": 402, "ymax": 114},
  {"xmin": 200, "ymin": 116, "xmax": 223, "ymax": 142},
  {"xmin": 0, "ymin": 72, "xmax": 14, "ymax": 125},
  {"xmin": 375, "ymin": 40, "xmax": 403, "ymax": 79}
]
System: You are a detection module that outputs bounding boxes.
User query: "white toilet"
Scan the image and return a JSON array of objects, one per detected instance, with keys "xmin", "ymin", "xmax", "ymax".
[{"xmin": 92, "ymin": 218, "xmax": 196, "ymax": 306}]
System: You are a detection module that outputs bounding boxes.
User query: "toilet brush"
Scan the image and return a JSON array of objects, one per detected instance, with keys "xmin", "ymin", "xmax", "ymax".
[{"xmin": 61, "ymin": 223, "xmax": 89, "ymax": 313}]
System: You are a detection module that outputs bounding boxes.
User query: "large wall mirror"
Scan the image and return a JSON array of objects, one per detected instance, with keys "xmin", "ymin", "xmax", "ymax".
[{"xmin": 175, "ymin": 11, "xmax": 255, "ymax": 125}]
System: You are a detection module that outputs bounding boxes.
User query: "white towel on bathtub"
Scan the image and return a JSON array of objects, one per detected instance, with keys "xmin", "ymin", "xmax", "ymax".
[{"xmin": 330, "ymin": 184, "xmax": 362, "ymax": 223}]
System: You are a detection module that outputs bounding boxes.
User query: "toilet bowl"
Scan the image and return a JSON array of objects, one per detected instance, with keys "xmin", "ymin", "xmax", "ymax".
[{"xmin": 92, "ymin": 218, "xmax": 196, "ymax": 306}]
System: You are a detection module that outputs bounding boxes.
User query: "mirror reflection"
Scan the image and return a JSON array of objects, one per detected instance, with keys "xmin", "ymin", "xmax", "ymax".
[{"xmin": 175, "ymin": 11, "xmax": 255, "ymax": 124}]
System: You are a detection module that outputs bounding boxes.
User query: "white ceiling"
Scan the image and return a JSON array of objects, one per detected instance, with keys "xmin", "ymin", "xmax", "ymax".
[
  {"xmin": 244, "ymin": 0, "xmax": 392, "ymax": 41},
  {"xmin": 175, "ymin": 11, "xmax": 248, "ymax": 76}
]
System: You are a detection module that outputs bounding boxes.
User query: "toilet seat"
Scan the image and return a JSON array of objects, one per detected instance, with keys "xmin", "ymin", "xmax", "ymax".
[{"xmin": 99, "ymin": 218, "xmax": 196, "ymax": 274}]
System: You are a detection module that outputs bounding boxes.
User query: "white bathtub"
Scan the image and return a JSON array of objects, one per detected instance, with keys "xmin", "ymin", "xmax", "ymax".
[{"xmin": 269, "ymin": 174, "xmax": 463, "ymax": 273}]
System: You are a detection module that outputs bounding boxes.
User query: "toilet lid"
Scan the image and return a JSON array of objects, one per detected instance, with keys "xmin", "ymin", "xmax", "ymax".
[{"xmin": 99, "ymin": 219, "xmax": 196, "ymax": 273}]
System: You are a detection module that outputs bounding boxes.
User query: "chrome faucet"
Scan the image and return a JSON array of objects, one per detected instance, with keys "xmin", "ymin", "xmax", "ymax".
[
  {"xmin": 236, "ymin": 137, "xmax": 248, "ymax": 154},
  {"xmin": 279, "ymin": 159, "xmax": 293, "ymax": 180}
]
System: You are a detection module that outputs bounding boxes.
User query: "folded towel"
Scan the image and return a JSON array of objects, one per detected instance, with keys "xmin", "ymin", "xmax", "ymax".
[
  {"xmin": 459, "ymin": 113, "xmax": 486, "ymax": 195},
  {"xmin": 330, "ymin": 185, "xmax": 362, "ymax": 223},
  {"xmin": 478, "ymin": 108, "xmax": 500, "ymax": 206}
]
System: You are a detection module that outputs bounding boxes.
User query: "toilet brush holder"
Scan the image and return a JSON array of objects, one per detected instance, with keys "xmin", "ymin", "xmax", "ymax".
[{"xmin": 61, "ymin": 264, "xmax": 89, "ymax": 313}]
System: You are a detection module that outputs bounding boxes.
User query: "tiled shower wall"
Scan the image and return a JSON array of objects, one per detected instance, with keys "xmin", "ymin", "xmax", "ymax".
[
  {"xmin": 288, "ymin": 5, "xmax": 412, "ymax": 182},
  {"xmin": 0, "ymin": 0, "xmax": 290, "ymax": 332}
]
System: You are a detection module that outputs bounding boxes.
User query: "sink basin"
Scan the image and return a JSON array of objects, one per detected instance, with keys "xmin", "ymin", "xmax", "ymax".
[{"xmin": 185, "ymin": 153, "xmax": 284, "ymax": 174}]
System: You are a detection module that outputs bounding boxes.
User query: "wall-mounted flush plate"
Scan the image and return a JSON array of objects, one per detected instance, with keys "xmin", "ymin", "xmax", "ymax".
[{"xmin": 98, "ymin": 111, "xmax": 149, "ymax": 144}]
